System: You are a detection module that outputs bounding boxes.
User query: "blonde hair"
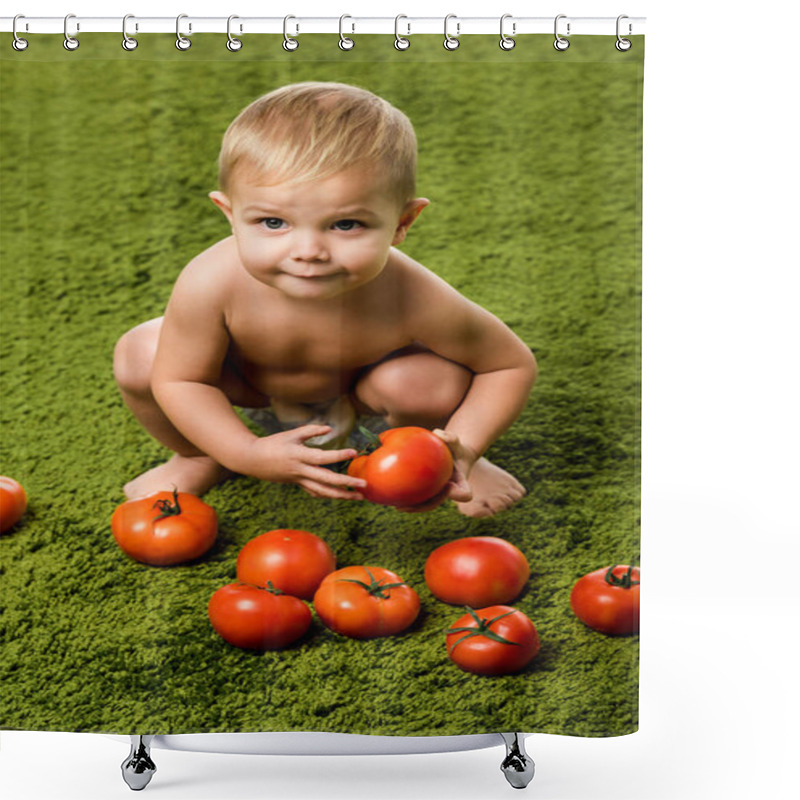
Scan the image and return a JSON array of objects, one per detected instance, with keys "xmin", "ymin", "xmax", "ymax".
[{"xmin": 219, "ymin": 82, "xmax": 418, "ymax": 205}]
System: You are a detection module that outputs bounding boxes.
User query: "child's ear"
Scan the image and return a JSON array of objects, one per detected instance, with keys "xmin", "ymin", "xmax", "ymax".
[
  {"xmin": 392, "ymin": 198, "xmax": 430, "ymax": 245},
  {"xmin": 209, "ymin": 191, "xmax": 234, "ymax": 226}
]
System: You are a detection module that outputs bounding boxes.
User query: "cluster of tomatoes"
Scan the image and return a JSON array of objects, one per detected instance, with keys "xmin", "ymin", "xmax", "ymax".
[
  {"xmin": 211, "ymin": 530, "xmax": 421, "ymax": 647},
  {"xmin": 109, "ymin": 481, "xmax": 639, "ymax": 676},
  {"xmin": 7, "ymin": 418, "xmax": 640, "ymax": 675},
  {"xmin": 210, "ymin": 529, "xmax": 541, "ymax": 677},
  {"xmin": 6, "ymin": 427, "xmax": 639, "ymax": 681},
  {"xmin": 108, "ymin": 486, "xmax": 544, "ymax": 675}
]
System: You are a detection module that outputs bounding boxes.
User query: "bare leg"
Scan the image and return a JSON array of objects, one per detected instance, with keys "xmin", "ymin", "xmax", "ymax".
[
  {"xmin": 113, "ymin": 319, "xmax": 266, "ymax": 499},
  {"xmin": 354, "ymin": 349, "xmax": 526, "ymax": 517}
]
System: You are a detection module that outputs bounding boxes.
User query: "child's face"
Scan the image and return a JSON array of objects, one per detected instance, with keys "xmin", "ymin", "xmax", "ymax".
[{"xmin": 210, "ymin": 167, "xmax": 427, "ymax": 301}]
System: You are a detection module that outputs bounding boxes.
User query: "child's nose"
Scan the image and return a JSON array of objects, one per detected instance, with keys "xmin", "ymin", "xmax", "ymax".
[{"xmin": 290, "ymin": 230, "xmax": 328, "ymax": 261}]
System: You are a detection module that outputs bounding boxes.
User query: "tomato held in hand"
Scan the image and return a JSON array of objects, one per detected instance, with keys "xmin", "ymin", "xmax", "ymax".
[
  {"xmin": 111, "ymin": 489, "xmax": 217, "ymax": 566},
  {"xmin": 425, "ymin": 536, "xmax": 530, "ymax": 606},
  {"xmin": 570, "ymin": 565, "xmax": 640, "ymax": 636},
  {"xmin": 0, "ymin": 476, "xmax": 27, "ymax": 534},
  {"xmin": 347, "ymin": 427, "xmax": 453, "ymax": 507},
  {"xmin": 237, "ymin": 529, "xmax": 337, "ymax": 600},
  {"xmin": 313, "ymin": 566, "xmax": 420, "ymax": 638},
  {"xmin": 208, "ymin": 582, "xmax": 312, "ymax": 650},
  {"xmin": 446, "ymin": 606, "xmax": 540, "ymax": 676}
]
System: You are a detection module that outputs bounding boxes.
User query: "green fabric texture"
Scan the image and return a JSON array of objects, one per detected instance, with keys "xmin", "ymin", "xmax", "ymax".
[{"xmin": 0, "ymin": 34, "xmax": 643, "ymax": 736}]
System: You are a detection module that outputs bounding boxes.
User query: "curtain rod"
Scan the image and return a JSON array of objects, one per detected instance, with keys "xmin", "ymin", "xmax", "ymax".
[{"xmin": 1, "ymin": 16, "xmax": 646, "ymax": 37}]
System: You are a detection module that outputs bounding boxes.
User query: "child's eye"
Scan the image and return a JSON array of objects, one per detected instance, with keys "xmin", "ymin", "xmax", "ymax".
[
  {"xmin": 332, "ymin": 219, "xmax": 362, "ymax": 231},
  {"xmin": 261, "ymin": 218, "xmax": 286, "ymax": 230}
]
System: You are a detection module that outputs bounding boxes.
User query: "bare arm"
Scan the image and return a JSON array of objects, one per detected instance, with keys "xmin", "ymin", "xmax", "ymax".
[
  {"xmin": 150, "ymin": 258, "xmax": 365, "ymax": 499},
  {"xmin": 403, "ymin": 260, "xmax": 538, "ymax": 467},
  {"xmin": 150, "ymin": 258, "xmax": 258, "ymax": 467}
]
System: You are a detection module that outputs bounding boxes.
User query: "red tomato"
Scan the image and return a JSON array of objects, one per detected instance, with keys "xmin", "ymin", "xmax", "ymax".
[
  {"xmin": 446, "ymin": 606, "xmax": 540, "ymax": 676},
  {"xmin": 570, "ymin": 565, "xmax": 640, "ymax": 636},
  {"xmin": 425, "ymin": 537, "xmax": 530, "ymax": 606},
  {"xmin": 208, "ymin": 582, "xmax": 312, "ymax": 650},
  {"xmin": 313, "ymin": 566, "xmax": 420, "ymax": 639},
  {"xmin": 237, "ymin": 529, "xmax": 336, "ymax": 600},
  {"xmin": 0, "ymin": 476, "xmax": 27, "ymax": 534},
  {"xmin": 347, "ymin": 426, "xmax": 453, "ymax": 507},
  {"xmin": 111, "ymin": 489, "xmax": 217, "ymax": 566}
]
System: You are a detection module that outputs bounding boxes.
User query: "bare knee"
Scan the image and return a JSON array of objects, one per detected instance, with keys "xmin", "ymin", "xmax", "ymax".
[
  {"xmin": 113, "ymin": 318, "xmax": 162, "ymax": 396},
  {"xmin": 358, "ymin": 353, "xmax": 472, "ymax": 427}
]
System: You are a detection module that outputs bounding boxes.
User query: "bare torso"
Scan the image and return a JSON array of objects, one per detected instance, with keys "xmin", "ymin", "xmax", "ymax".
[{"xmin": 217, "ymin": 239, "xmax": 417, "ymax": 403}]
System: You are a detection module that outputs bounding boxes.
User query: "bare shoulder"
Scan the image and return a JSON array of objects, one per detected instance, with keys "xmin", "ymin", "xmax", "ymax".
[
  {"xmin": 172, "ymin": 236, "xmax": 239, "ymax": 298},
  {"xmin": 156, "ymin": 238, "xmax": 240, "ymax": 376},
  {"xmin": 169, "ymin": 236, "xmax": 238, "ymax": 311},
  {"xmin": 382, "ymin": 247, "xmax": 478, "ymax": 317},
  {"xmin": 382, "ymin": 248, "xmax": 519, "ymax": 369}
]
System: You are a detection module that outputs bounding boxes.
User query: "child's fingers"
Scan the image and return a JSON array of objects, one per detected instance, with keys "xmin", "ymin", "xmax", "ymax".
[
  {"xmin": 432, "ymin": 427, "xmax": 456, "ymax": 444},
  {"xmin": 298, "ymin": 477, "xmax": 364, "ymax": 501},
  {"xmin": 290, "ymin": 424, "xmax": 335, "ymax": 442},
  {"xmin": 302, "ymin": 464, "xmax": 366, "ymax": 492},
  {"xmin": 432, "ymin": 428, "xmax": 463, "ymax": 455},
  {"xmin": 305, "ymin": 446, "xmax": 360, "ymax": 466},
  {"xmin": 446, "ymin": 471, "xmax": 473, "ymax": 502}
]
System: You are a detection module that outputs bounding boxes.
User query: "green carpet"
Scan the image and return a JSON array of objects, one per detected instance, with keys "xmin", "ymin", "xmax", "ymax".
[{"xmin": 0, "ymin": 35, "xmax": 642, "ymax": 737}]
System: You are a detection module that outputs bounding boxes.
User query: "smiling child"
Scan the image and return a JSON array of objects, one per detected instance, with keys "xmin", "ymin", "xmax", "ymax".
[{"xmin": 113, "ymin": 82, "xmax": 537, "ymax": 517}]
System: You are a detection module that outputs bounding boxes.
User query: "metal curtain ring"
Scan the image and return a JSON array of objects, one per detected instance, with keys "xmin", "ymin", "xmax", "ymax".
[
  {"xmin": 394, "ymin": 15, "xmax": 410, "ymax": 50},
  {"xmin": 122, "ymin": 14, "xmax": 138, "ymax": 50},
  {"xmin": 499, "ymin": 14, "xmax": 515, "ymax": 50},
  {"xmin": 63, "ymin": 13, "xmax": 79, "ymax": 51},
  {"xmin": 175, "ymin": 14, "xmax": 191, "ymax": 50},
  {"xmin": 553, "ymin": 14, "xmax": 570, "ymax": 51},
  {"xmin": 227, "ymin": 15, "xmax": 243, "ymax": 51},
  {"xmin": 443, "ymin": 14, "xmax": 460, "ymax": 50},
  {"xmin": 339, "ymin": 15, "xmax": 354, "ymax": 50},
  {"xmin": 283, "ymin": 15, "xmax": 299, "ymax": 51},
  {"xmin": 12, "ymin": 14, "xmax": 29, "ymax": 51},
  {"xmin": 616, "ymin": 15, "xmax": 632, "ymax": 51}
]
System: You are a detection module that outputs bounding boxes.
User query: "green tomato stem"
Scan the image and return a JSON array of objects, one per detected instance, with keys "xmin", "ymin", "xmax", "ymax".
[
  {"xmin": 338, "ymin": 567, "xmax": 406, "ymax": 600},
  {"xmin": 604, "ymin": 565, "xmax": 640, "ymax": 589},
  {"xmin": 446, "ymin": 606, "xmax": 521, "ymax": 654},
  {"xmin": 152, "ymin": 487, "xmax": 182, "ymax": 521}
]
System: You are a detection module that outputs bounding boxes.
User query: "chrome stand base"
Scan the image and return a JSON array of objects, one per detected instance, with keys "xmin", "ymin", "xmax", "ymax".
[
  {"xmin": 500, "ymin": 732, "xmax": 535, "ymax": 789},
  {"xmin": 121, "ymin": 735, "xmax": 156, "ymax": 791},
  {"xmin": 118, "ymin": 732, "xmax": 533, "ymax": 790}
]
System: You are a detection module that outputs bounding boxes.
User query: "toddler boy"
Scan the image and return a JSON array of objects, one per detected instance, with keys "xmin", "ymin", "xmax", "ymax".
[{"xmin": 114, "ymin": 82, "xmax": 537, "ymax": 517}]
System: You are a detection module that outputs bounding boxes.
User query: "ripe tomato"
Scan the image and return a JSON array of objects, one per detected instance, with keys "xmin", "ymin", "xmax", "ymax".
[
  {"xmin": 425, "ymin": 536, "xmax": 530, "ymax": 606},
  {"xmin": 236, "ymin": 529, "xmax": 336, "ymax": 600},
  {"xmin": 0, "ymin": 476, "xmax": 27, "ymax": 534},
  {"xmin": 208, "ymin": 582, "xmax": 312, "ymax": 650},
  {"xmin": 111, "ymin": 489, "xmax": 217, "ymax": 566},
  {"xmin": 446, "ymin": 606, "xmax": 540, "ymax": 676},
  {"xmin": 570, "ymin": 565, "xmax": 640, "ymax": 636},
  {"xmin": 347, "ymin": 426, "xmax": 453, "ymax": 507},
  {"xmin": 313, "ymin": 566, "xmax": 420, "ymax": 639}
]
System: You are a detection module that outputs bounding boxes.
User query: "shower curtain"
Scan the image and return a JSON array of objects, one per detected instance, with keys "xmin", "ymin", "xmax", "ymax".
[{"xmin": 0, "ymin": 30, "xmax": 643, "ymax": 739}]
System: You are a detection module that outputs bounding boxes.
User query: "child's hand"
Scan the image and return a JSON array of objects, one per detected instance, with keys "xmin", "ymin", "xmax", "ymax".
[
  {"xmin": 241, "ymin": 425, "xmax": 367, "ymax": 501},
  {"xmin": 393, "ymin": 428, "xmax": 475, "ymax": 513}
]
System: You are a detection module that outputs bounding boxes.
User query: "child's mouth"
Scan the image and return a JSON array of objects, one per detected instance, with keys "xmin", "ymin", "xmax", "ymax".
[{"xmin": 289, "ymin": 271, "xmax": 339, "ymax": 280}]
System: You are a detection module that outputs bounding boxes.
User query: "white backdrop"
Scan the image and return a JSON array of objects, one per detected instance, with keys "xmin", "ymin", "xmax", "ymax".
[{"xmin": 2, "ymin": 1, "xmax": 798, "ymax": 798}]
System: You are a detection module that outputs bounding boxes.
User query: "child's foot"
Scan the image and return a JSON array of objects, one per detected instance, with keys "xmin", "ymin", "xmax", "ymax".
[
  {"xmin": 123, "ymin": 454, "xmax": 232, "ymax": 499},
  {"xmin": 456, "ymin": 458, "xmax": 526, "ymax": 518}
]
